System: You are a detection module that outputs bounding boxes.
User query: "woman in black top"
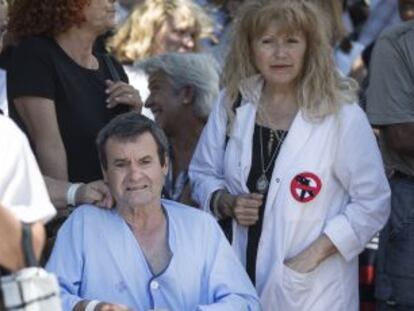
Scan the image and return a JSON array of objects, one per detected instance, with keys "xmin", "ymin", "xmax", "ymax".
[{"xmin": 7, "ymin": 0, "xmax": 142, "ymax": 209}]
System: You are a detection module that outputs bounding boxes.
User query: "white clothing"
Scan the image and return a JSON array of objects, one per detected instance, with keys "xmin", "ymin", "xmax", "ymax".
[
  {"xmin": 189, "ymin": 76, "xmax": 391, "ymax": 310},
  {"xmin": 0, "ymin": 115, "xmax": 55, "ymax": 223},
  {"xmin": 0, "ymin": 69, "xmax": 7, "ymax": 116},
  {"xmin": 123, "ymin": 65, "xmax": 154, "ymax": 119}
]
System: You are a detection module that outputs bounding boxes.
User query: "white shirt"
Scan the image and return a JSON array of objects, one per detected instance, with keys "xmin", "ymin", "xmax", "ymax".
[{"xmin": 0, "ymin": 115, "xmax": 55, "ymax": 223}]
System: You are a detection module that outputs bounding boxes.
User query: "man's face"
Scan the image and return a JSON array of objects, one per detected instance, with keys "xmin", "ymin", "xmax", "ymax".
[{"xmin": 103, "ymin": 132, "xmax": 168, "ymax": 209}]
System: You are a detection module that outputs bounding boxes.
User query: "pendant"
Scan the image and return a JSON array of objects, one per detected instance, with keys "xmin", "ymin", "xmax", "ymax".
[{"xmin": 256, "ymin": 174, "xmax": 269, "ymax": 194}]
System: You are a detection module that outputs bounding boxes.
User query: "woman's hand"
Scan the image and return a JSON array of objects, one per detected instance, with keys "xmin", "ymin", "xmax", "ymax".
[
  {"xmin": 218, "ymin": 191, "xmax": 263, "ymax": 226},
  {"xmin": 76, "ymin": 180, "xmax": 114, "ymax": 209},
  {"xmin": 105, "ymin": 80, "xmax": 142, "ymax": 111},
  {"xmin": 284, "ymin": 234, "xmax": 338, "ymax": 273}
]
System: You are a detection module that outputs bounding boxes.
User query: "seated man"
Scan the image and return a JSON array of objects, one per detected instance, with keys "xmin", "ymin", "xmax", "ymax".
[{"xmin": 46, "ymin": 112, "xmax": 260, "ymax": 311}]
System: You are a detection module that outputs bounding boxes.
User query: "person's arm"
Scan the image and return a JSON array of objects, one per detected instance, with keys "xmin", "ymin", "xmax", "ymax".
[
  {"xmin": 324, "ymin": 105, "xmax": 390, "ymax": 262},
  {"xmin": 46, "ymin": 209, "xmax": 132, "ymax": 311},
  {"xmin": 382, "ymin": 123, "xmax": 414, "ymax": 157},
  {"xmin": 45, "ymin": 210, "xmax": 89, "ymax": 310},
  {"xmin": 13, "ymin": 97, "xmax": 113, "ymax": 210},
  {"xmin": 196, "ymin": 217, "xmax": 261, "ymax": 311},
  {"xmin": 286, "ymin": 106, "xmax": 391, "ymax": 273},
  {"xmin": 284, "ymin": 234, "xmax": 337, "ymax": 273},
  {"xmin": 44, "ymin": 177, "xmax": 113, "ymax": 209},
  {"xmin": 14, "ymin": 96, "xmax": 67, "ymax": 179},
  {"xmin": 189, "ymin": 90, "xmax": 229, "ymax": 213},
  {"xmin": 0, "ymin": 205, "xmax": 45, "ymax": 271}
]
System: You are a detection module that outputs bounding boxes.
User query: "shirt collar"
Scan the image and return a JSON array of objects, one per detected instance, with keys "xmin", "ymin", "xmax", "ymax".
[{"xmin": 238, "ymin": 74, "xmax": 264, "ymax": 106}]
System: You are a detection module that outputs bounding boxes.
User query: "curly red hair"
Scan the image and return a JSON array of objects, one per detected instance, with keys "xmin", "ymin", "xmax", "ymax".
[{"xmin": 8, "ymin": 0, "xmax": 91, "ymax": 41}]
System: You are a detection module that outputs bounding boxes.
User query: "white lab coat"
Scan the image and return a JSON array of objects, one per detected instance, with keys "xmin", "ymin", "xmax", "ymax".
[{"xmin": 189, "ymin": 76, "xmax": 391, "ymax": 311}]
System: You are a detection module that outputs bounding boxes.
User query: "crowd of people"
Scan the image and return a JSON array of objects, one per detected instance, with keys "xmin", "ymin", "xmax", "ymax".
[{"xmin": 0, "ymin": 0, "xmax": 413, "ymax": 310}]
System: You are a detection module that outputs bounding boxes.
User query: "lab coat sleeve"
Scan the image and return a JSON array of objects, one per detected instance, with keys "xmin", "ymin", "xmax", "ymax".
[
  {"xmin": 189, "ymin": 90, "xmax": 229, "ymax": 213},
  {"xmin": 324, "ymin": 104, "xmax": 391, "ymax": 262},
  {"xmin": 196, "ymin": 217, "xmax": 261, "ymax": 311},
  {"xmin": 46, "ymin": 208, "xmax": 86, "ymax": 311},
  {"xmin": 1, "ymin": 117, "xmax": 56, "ymax": 224}
]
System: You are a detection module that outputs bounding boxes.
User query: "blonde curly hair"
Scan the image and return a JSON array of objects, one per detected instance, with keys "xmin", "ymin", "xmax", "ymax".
[
  {"xmin": 108, "ymin": 0, "xmax": 213, "ymax": 64},
  {"xmin": 223, "ymin": 0, "xmax": 358, "ymax": 121}
]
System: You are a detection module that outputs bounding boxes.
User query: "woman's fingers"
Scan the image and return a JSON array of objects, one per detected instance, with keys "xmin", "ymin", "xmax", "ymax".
[{"xmin": 105, "ymin": 80, "xmax": 142, "ymax": 110}]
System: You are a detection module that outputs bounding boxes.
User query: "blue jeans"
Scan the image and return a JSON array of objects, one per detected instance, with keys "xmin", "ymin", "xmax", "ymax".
[{"xmin": 376, "ymin": 177, "xmax": 414, "ymax": 309}]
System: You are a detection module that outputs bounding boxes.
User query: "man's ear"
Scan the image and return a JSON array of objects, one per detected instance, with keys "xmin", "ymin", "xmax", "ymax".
[
  {"xmin": 179, "ymin": 85, "xmax": 194, "ymax": 106},
  {"xmin": 101, "ymin": 166, "xmax": 108, "ymax": 183},
  {"xmin": 162, "ymin": 155, "xmax": 169, "ymax": 176}
]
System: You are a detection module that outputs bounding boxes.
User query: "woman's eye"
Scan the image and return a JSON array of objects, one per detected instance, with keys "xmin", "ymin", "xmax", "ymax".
[{"xmin": 287, "ymin": 38, "xmax": 299, "ymax": 44}]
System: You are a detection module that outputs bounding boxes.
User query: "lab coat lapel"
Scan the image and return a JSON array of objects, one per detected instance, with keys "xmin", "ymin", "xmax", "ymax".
[{"xmin": 232, "ymin": 103, "xmax": 257, "ymax": 193}]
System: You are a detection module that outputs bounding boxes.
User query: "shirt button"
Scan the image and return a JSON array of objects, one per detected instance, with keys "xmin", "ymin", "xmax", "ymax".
[
  {"xmin": 150, "ymin": 281, "xmax": 159, "ymax": 290},
  {"xmin": 275, "ymin": 178, "xmax": 280, "ymax": 183}
]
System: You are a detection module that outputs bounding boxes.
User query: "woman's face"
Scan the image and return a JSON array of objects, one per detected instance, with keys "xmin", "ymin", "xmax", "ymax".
[
  {"xmin": 252, "ymin": 20, "xmax": 307, "ymax": 90},
  {"xmin": 82, "ymin": 0, "xmax": 117, "ymax": 34},
  {"xmin": 152, "ymin": 15, "xmax": 197, "ymax": 55}
]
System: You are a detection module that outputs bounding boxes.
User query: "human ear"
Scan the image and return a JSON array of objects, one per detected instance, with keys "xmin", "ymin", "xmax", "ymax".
[
  {"xmin": 162, "ymin": 155, "xmax": 169, "ymax": 176},
  {"xmin": 180, "ymin": 85, "xmax": 194, "ymax": 105},
  {"xmin": 102, "ymin": 167, "xmax": 109, "ymax": 183}
]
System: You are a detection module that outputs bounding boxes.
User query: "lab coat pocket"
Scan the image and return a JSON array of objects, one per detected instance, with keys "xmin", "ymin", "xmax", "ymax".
[
  {"xmin": 282, "ymin": 263, "xmax": 315, "ymax": 292},
  {"xmin": 260, "ymin": 262, "xmax": 315, "ymax": 310}
]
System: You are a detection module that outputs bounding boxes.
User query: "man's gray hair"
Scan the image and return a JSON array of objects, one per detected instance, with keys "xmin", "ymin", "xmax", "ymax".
[{"xmin": 137, "ymin": 53, "xmax": 220, "ymax": 121}]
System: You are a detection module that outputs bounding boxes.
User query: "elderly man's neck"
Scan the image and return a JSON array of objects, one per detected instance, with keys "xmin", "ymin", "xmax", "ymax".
[{"xmin": 117, "ymin": 201, "xmax": 165, "ymax": 231}]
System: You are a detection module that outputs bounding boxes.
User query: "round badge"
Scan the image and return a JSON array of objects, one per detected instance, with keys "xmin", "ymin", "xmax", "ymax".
[{"xmin": 290, "ymin": 172, "xmax": 322, "ymax": 203}]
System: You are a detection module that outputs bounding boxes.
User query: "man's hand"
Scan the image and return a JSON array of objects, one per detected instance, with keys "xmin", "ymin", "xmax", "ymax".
[
  {"xmin": 105, "ymin": 80, "xmax": 142, "ymax": 112},
  {"xmin": 96, "ymin": 302, "xmax": 133, "ymax": 311},
  {"xmin": 218, "ymin": 192, "xmax": 263, "ymax": 226},
  {"xmin": 74, "ymin": 300, "xmax": 134, "ymax": 311},
  {"xmin": 284, "ymin": 234, "xmax": 338, "ymax": 273},
  {"xmin": 76, "ymin": 180, "xmax": 114, "ymax": 209}
]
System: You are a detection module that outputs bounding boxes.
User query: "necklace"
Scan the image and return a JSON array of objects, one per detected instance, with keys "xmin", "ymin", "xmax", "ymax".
[{"xmin": 256, "ymin": 126, "xmax": 287, "ymax": 194}]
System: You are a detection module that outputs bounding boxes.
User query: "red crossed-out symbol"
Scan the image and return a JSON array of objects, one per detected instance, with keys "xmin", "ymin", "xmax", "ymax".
[{"xmin": 290, "ymin": 172, "xmax": 322, "ymax": 203}]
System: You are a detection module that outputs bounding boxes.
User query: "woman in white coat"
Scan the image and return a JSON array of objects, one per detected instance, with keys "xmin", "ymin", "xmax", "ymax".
[{"xmin": 189, "ymin": 0, "xmax": 391, "ymax": 310}]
